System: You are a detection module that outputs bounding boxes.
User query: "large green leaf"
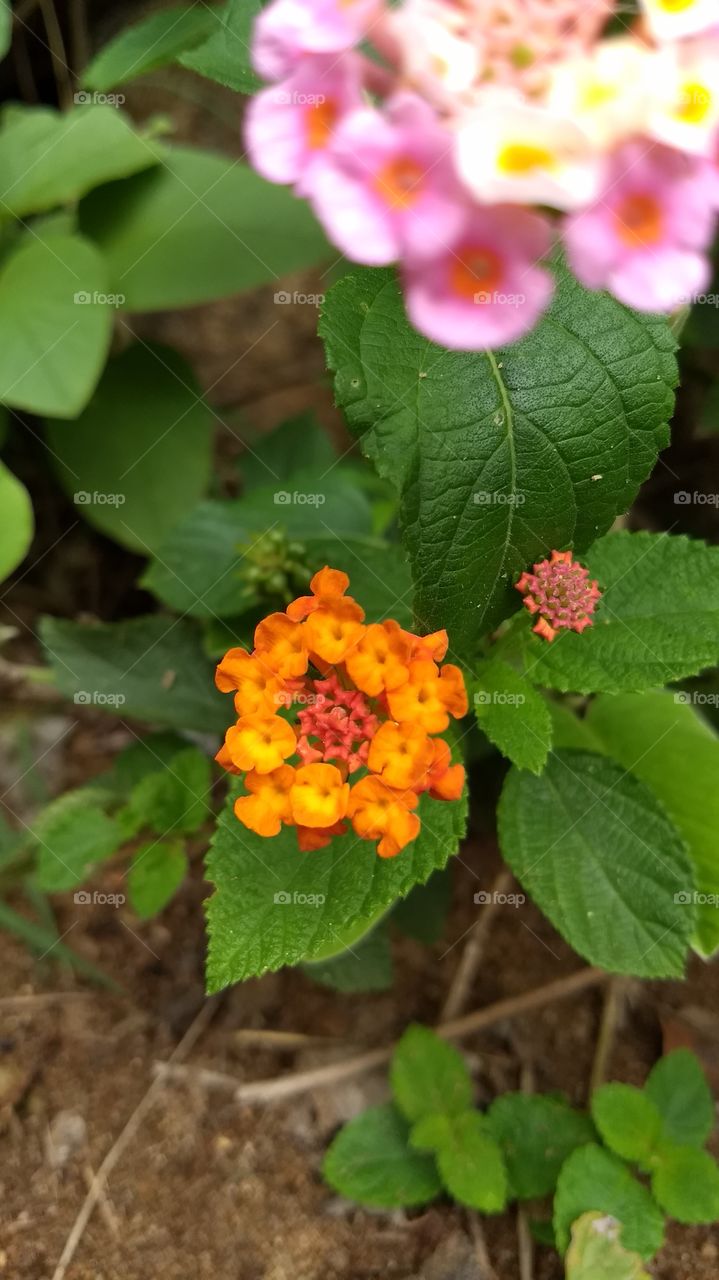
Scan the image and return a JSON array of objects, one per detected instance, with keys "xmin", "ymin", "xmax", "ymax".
[
  {"xmin": 554, "ymin": 1144, "xmax": 665, "ymax": 1258},
  {"xmin": 323, "ymin": 1103, "xmax": 442, "ymax": 1208},
  {"xmin": 39, "ymin": 614, "xmax": 228, "ymax": 733},
  {"xmin": 0, "ymin": 460, "xmax": 33, "ymax": 582},
  {"xmin": 554, "ymin": 691, "xmax": 719, "ymax": 957},
  {"xmin": 319, "ymin": 265, "xmax": 676, "ymax": 656},
  {"xmin": 644, "ymin": 1049, "xmax": 715, "ymax": 1148},
  {"xmin": 83, "ymin": 5, "xmax": 221, "ymax": 90},
  {"xmin": 205, "ymin": 778, "xmax": 467, "ymax": 988},
  {"xmin": 486, "ymin": 1093, "xmax": 596, "ymax": 1199},
  {"xmin": 179, "ymin": 0, "xmax": 262, "ymax": 93},
  {"xmin": 0, "ymin": 234, "xmax": 112, "ymax": 417},
  {"xmin": 33, "ymin": 790, "xmax": 124, "ymax": 892},
  {"xmin": 79, "ymin": 147, "xmax": 329, "ymax": 310},
  {"xmin": 46, "ymin": 343, "xmax": 213, "ymax": 554},
  {"xmin": 0, "ymin": 0, "xmax": 11, "ymax": 60},
  {"xmin": 472, "ymin": 659, "xmax": 552, "ymax": 774},
  {"xmin": 0, "ymin": 105, "xmax": 158, "ymax": 218},
  {"xmin": 525, "ymin": 533, "xmax": 719, "ymax": 693},
  {"xmin": 497, "ymin": 750, "xmax": 696, "ymax": 978}
]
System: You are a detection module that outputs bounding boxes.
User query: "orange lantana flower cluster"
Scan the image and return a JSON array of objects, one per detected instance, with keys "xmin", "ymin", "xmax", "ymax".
[{"xmin": 214, "ymin": 567, "xmax": 467, "ymax": 858}]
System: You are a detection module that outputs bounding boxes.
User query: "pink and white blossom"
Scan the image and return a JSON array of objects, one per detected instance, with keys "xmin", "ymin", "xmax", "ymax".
[{"xmin": 253, "ymin": 0, "xmax": 381, "ymax": 82}]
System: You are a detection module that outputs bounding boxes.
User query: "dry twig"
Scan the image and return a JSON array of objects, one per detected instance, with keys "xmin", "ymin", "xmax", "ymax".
[{"xmin": 440, "ymin": 869, "xmax": 515, "ymax": 1022}]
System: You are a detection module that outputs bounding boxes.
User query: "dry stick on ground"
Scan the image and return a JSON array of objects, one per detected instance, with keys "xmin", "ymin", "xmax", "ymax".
[
  {"xmin": 154, "ymin": 968, "xmax": 608, "ymax": 1104},
  {"xmin": 467, "ymin": 1212, "xmax": 500, "ymax": 1280},
  {"xmin": 516, "ymin": 1064, "xmax": 535, "ymax": 1280},
  {"xmin": 51, "ymin": 998, "xmax": 220, "ymax": 1280},
  {"xmin": 589, "ymin": 976, "xmax": 629, "ymax": 1097},
  {"xmin": 439, "ymin": 869, "xmax": 515, "ymax": 1022}
]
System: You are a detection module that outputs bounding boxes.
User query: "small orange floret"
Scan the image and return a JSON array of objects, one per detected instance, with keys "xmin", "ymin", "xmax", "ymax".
[
  {"xmin": 224, "ymin": 714, "xmax": 297, "ymax": 775},
  {"xmin": 387, "ymin": 660, "xmax": 468, "ymax": 732},
  {"xmin": 347, "ymin": 776, "xmax": 420, "ymax": 859},
  {"xmin": 215, "ymin": 649, "xmax": 285, "ymax": 715},
  {"xmin": 345, "ymin": 621, "xmax": 411, "ymax": 696},
  {"xmin": 402, "ymin": 627, "xmax": 449, "ymax": 662},
  {"xmin": 287, "ymin": 565, "xmax": 362, "ymax": 621},
  {"xmin": 422, "ymin": 737, "xmax": 465, "ymax": 801},
  {"xmin": 254, "ymin": 613, "xmax": 308, "ymax": 678},
  {"xmin": 215, "ymin": 741, "xmax": 242, "ymax": 776},
  {"xmin": 290, "ymin": 762, "xmax": 350, "ymax": 828},
  {"xmin": 304, "ymin": 598, "xmax": 365, "ymax": 664},
  {"xmin": 368, "ymin": 720, "xmax": 435, "ymax": 790},
  {"xmin": 234, "ymin": 765, "xmax": 295, "ymax": 836},
  {"xmin": 296, "ymin": 820, "xmax": 348, "ymax": 851}
]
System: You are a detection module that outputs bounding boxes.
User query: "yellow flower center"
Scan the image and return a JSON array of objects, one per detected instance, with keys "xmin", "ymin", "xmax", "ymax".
[
  {"xmin": 498, "ymin": 143, "xmax": 555, "ymax": 176},
  {"xmin": 675, "ymin": 80, "xmax": 713, "ymax": 125}
]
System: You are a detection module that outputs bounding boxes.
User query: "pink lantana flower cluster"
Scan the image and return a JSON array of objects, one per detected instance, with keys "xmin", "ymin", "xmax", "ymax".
[{"xmin": 245, "ymin": 0, "xmax": 719, "ymax": 351}]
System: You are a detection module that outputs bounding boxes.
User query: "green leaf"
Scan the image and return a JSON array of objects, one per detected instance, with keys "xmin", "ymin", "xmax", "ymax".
[
  {"xmin": 83, "ymin": 5, "xmax": 221, "ymax": 91},
  {"xmin": 140, "ymin": 493, "xmax": 376, "ymax": 619},
  {"xmin": 302, "ymin": 923, "xmax": 393, "ymax": 993},
  {"xmin": 0, "ymin": 460, "xmax": 33, "ymax": 582},
  {"xmin": 323, "ymin": 1103, "xmax": 442, "ymax": 1208},
  {"xmin": 566, "ymin": 1212, "xmax": 651, "ymax": 1280},
  {"xmin": 0, "ymin": 0, "xmax": 11, "ymax": 60},
  {"xmin": 33, "ymin": 791, "xmax": 123, "ymax": 892},
  {"xmin": 473, "ymin": 659, "xmax": 552, "ymax": 774},
  {"xmin": 304, "ymin": 536, "xmax": 414, "ymax": 629},
  {"xmin": 573, "ymin": 691, "xmax": 719, "ymax": 957},
  {"xmin": 100, "ymin": 731, "xmax": 190, "ymax": 794},
  {"xmin": 0, "ymin": 105, "xmax": 158, "ymax": 218},
  {"xmin": 205, "ymin": 779, "xmax": 467, "ymax": 989},
  {"xmin": 319, "ymin": 264, "xmax": 675, "ymax": 657},
  {"xmin": 391, "ymin": 1025, "xmax": 473, "ymax": 1123},
  {"xmin": 392, "ymin": 866, "xmax": 452, "ymax": 944},
  {"xmin": 486, "ymin": 1093, "xmax": 595, "ymax": 1199},
  {"xmin": 240, "ymin": 414, "xmax": 338, "ymax": 489},
  {"xmin": 79, "ymin": 147, "xmax": 329, "ymax": 311},
  {"xmin": 410, "ymin": 1112, "xmax": 507, "ymax": 1212},
  {"xmin": 178, "ymin": 0, "xmax": 262, "ymax": 93},
  {"xmin": 526, "ymin": 532, "xmax": 719, "ymax": 694},
  {"xmin": 644, "ymin": 1049, "xmax": 715, "ymax": 1148},
  {"xmin": 591, "ymin": 1085, "xmax": 662, "ymax": 1166},
  {"xmin": 39, "ymin": 614, "xmax": 228, "ymax": 733},
  {"xmin": 0, "ymin": 234, "xmax": 111, "ymax": 417},
  {"xmin": 651, "ymin": 1145, "xmax": 719, "ymax": 1223},
  {"xmin": 128, "ymin": 839, "xmax": 188, "ymax": 919},
  {"xmin": 123, "ymin": 748, "xmax": 212, "ymax": 837},
  {"xmin": 554, "ymin": 1144, "xmax": 665, "ymax": 1259},
  {"xmin": 46, "ymin": 343, "xmax": 212, "ymax": 554},
  {"xmin": 497, "ymin": 750, "xmax": 696, "ymax": 978}
]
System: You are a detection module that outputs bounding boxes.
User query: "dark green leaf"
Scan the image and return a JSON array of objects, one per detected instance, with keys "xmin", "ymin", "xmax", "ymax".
[
  {"xmin": 486, "ymin": 1093, "xmax": 595, "ymax": 1199},
  {"xmin": 178, "ymin": 0, "xmax": 262, "ymax": 93},
  {"xmin": 302, "ymin": 923, "xmax": 393, "ymax": 993},
  {"xmin": 323, "ymin": 1103, "xmax": 442, "ymax": 1208},
  {"xmin": 473, "ymin": 659, "xmax": 552, "ymax": 774},
  {"xmin": 83, "ymin": 5, "xmax": 221, "ymax": 90},
  {"xmin": 554, "ymin": 1144, "xmax": 665, "ymax": 1258},
  {"xmin": 645, "ymin": 1049, "xmax": 715, "ymax": 1148}
]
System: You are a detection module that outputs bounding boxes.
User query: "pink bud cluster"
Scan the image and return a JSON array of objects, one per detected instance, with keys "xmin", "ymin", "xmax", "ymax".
[
  {"xmin": 515, "ymin": 549, "xmax": 602, "ymax": 642},
  {"xmin": 245, "ymin": 0, "xmax": 719, "ymax": 350},
  {"xmin": 296, "ymin": 672, "xmax": 379, "ymax": 771}
]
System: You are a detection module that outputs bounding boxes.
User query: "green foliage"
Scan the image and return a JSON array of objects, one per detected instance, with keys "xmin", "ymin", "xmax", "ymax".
[
  {"xmin": 472, "ymin": 659, "xmax": 552, "ymax": 774},
  {"xmin": 566, "ymin": 1213, "xmax": 650, "ymax": 1280},
  {"xmin": 33, "ymin": 791, "xmax": 124, "ymax": 892},
  {"xmin": 0, "ymin": 233, "xmax": 111, "ymax": 417},
  {"xmin": 555, "ymin": 692, "xmax": 719, "ymax": 958},
  {"xmin": 526, "ymin": 532, "xmax": 719, "ymax": 693},
  {"xmin": 391, "ymin": 1025, "xmax": 474, "ymax": 1123},
  {"xmin": 498, "ymin": 750, "xmax": 695, "ymax": 977},
  {"xmin": 644, "ymin": 1049, "xmax": 716, "ymax": 1148},
  {"xmin": 320, "ymin": 263, "xmax": 675, "ymax": 657},
  {"xmin": 205, "ymin": 778, "xmax": 466, "ymax": 989},
  {"xmin": 39, "ymin": 615, "xmax": 228, "ymax": 733},
  {"xmin": 486, "ymin": 1093, "xmax": 596, "ymax": 1199},
  {"xmin": 0, "ymin": 898, "xmax": 116, "ymax": 987},
  {"xmin": 302, "ymin": 924, "xmax": 393, "ymax": 993},
  {"xmin": 178, "ymin": 0, "xmax": 263, "ymax": 93},
  {"xmin": 554, "ymin": 1144, "xmax": 665, "ymax": 1258},
  {"xmin": 391, "ymin": 867, "xmax": 452, "ymax": 944},
  {"xmin": 323, "ymin": 1103, "xmax": 443, "ymax": 1208},
  {"xmin": 128, "ymin": 840, "xmax": 188, "ymax": 919},
  {"xmin": 0, "ymin": 105, "xmax": 158, "ymax": 218},
  {"xmin": 410, "ymin": 1112, "xmax": 508, "ymax": 1213},
  {"xmin": 0, "ymin": 1, "xmax": 11, "ymax": 59},
  {"xmin": 46, "ymin": 343, "xmax": 213, "ymax": 554},
  {"xmin": 240, "ymin": 414, "xmax": 338, "ymax": 489},
  {"xmin": 79, "ymin": 147, "xmax": 329, "ymax": 310},
  {"xmin": 121, "ymin": 747, "xmax": 212, "ymax": 838},
  {"xmin": 591, "ymin": 1085, "xmax": 663, "ymax": 1166},
  {"xmin": 83, "ymin": 5, "xmax": 221, "ymax": 90},
  {"xmin": 0, "ymin": 460, "xmax": 33, "ymax": 582},
  {"xmin": 651, "ymin": 1146, "xmax": 719, "ymax": 1224}
]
